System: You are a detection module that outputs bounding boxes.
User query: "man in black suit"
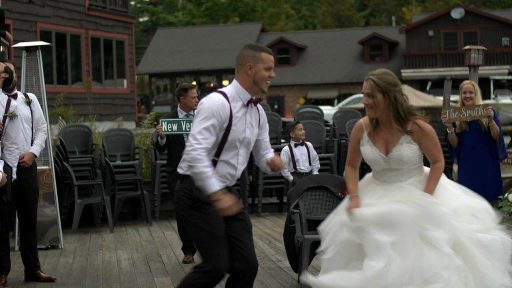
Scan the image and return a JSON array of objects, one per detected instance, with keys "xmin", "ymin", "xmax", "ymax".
[{"xmin": 154, "ymin": 83, "xmax": 199, "ymax": 264}]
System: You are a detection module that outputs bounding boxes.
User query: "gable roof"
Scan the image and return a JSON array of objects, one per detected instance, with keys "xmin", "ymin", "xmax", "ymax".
[
  {"xmin": 358, "ymin": 32, "xmax": 399, "ymax": 45},
  {"xmin": 137, "ymin": 22, "xmax": 263, "ymax": 74},
  {"xmin": 258, "ymin": 26, "xmax": 404, "ymax": 85},
  {"xmin": 137, "ymin": 23, "xmax": 404, "ymax": 85},
  {"xmin": 402, "ymin": 5, "xmax": 512, "ymax": 33},
  {"xmin": 266, "ymin": 36, "xmax": 307, "ymax": 49}
]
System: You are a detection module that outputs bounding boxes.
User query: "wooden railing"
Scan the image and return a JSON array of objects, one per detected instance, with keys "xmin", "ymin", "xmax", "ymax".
[
  {"xmin": 89, "ymin": 0, "xmax": 129, "ymax": 13},
  {"xmin": 402, "ymin": 51, "xmax": 512, "ymax": 69}
]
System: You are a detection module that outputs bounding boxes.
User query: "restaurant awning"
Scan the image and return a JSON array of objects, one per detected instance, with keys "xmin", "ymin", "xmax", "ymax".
[
  {"xmin": 306, "ymin": 88, "xmax": 339, "ymax": 99},
  {"xmin": 344, "ymin": 84, "xmax": 442, "ymax": 108}
]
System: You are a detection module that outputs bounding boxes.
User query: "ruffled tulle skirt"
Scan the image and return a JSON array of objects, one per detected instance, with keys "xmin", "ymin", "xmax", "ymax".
[{"xmin": 301, "ymin": 168, "xmax": 512, "ymax": 288}]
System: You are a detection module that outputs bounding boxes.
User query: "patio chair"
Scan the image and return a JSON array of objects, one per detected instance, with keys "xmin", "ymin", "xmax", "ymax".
[
  {"xmin": 59, "ymin": 124, "xmax": 96, "ymax": 157},
  {"xmin": 294, "ymin": 105, "xmax": 324, "ymax": 121},
  {"xmin": 332, "ymin": 108, "xmax": 362, "ymax": 140},
  {"xmin": 104, "ymin": 159, "xmax": 152, "ymax": 225},
  {"xmin": 266, "ymin": 111, "xmax": 283, "ymax": 146},
  {"xmin": 102, "ymin": 128, "xmax": 139, "ymax": 162},
  {"xmin": 301, "ymin": 120, "xmax": 326, "ymax": 153},
  {"xmin": 55, "ymin": 154, "xmax": 114, "ymax": 232},
  {"xmin": 260, "ymin": 102, "xmax": 272, "ymax": 112},
  {"xmin": 283, "ymin": 174, "xmax": 345, "ymax": 276},
  {"xmin": 151, "ymin": 144, "xmax": 170, "ymax": 220}
]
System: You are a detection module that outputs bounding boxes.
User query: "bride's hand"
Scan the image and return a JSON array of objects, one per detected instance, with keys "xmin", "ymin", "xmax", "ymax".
[{"xmin": 347, "ymin": 195, "xmax": 360, "ymax": 212}]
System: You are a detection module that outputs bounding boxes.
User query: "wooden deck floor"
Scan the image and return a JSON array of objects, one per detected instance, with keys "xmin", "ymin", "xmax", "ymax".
[{"xmin": 6, "ymin": 212, "xmax": 319, "ymax": 288}]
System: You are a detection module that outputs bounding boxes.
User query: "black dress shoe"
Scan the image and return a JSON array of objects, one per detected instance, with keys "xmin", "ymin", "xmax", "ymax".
[
  {"xmin": 0, "ymin": 274, "xmax": 7, "ymax": 287},
  {"xmin": 24, "ymin": 271, "xmax": 56, "ymax": 282}
]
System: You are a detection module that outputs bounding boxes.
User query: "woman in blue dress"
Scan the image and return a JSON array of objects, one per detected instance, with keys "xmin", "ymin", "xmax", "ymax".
[{"xmin": 442, "ymin": 80, "xmax": 504, "ymax": 203}]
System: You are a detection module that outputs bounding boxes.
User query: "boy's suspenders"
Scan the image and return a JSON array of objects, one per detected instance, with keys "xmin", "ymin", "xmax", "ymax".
[{"xmin": 287, "ymin": 143, "xmax": 311, "ymax": 171}]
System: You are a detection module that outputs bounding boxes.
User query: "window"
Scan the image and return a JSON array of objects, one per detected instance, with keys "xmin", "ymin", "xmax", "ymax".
[
  {"xmin": 462, "ymin": 31, "xmax": 478, "ymax": 47},
  {"xmin": 276, "ymin": 47, "xmax": 291, "ymax": 65},
  {"xmin": 90, "ymin": 36, "xmax": 126, "ymax": 89},
  {"xmin": 40, "ymin": 30, "xmax": 83, "ymax": 86},
  {"xmin": 369, "ymin": 44, "xmax": 384, "ymax": 62},
  {"xmin": 502, "ymin": 37, "xmax": 510, "ymax": 47},
  {"xmin": 443, "ymin": 32, "xmax": 458, "ymax": 51}
]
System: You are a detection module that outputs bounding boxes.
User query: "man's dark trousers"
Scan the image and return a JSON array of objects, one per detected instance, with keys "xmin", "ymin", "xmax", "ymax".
[
  {"xmin": 168, "ymin": 174, "xmax": 195, "ymax": 256},
  {"xmin": 174, "ymin": 175, "xmax": 258, "ymax": 288},
  {"xmin": 0, "ymin": 162, "xmax": 40, "ymax": 275}
]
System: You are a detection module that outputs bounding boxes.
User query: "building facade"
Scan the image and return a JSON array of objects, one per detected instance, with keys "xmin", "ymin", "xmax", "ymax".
[{"xmin": 2, "ymin": 0, "xmax": 137, "ymax": 123}]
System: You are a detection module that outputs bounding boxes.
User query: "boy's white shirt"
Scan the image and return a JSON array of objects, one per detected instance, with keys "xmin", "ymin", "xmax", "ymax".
[{"xmin": 280, "ymin": 140, "xmax": 320, "ymax": 182}]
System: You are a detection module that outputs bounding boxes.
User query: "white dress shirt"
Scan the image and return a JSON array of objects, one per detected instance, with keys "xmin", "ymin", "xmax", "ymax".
[
  {"xmin": 8, "ymin": 90, "xmax": 48, "ymax": 161},
  {"xmin": 280, "ymin": 140, "xmax": 320, "ymax": 182},
  {"xmin": 177, "ymin": 79, "xmax": 275, "ymax": 195},
  {"xmin": 0, "ymin": 91, "xmax": 21, "ymax": 179}
]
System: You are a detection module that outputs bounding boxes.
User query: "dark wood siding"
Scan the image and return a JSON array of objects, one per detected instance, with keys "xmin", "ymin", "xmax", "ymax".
[
  {"xmin": 403, "ymin": 11, "xmax": 512, "ymax": 69},
  {"xmin": 2, "ymin": 0, "xmax": 136, "ymax": 122}
]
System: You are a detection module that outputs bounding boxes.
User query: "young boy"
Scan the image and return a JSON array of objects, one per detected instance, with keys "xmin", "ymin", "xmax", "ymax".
[{"xmin": 280, "ymin": 121, "xmax": 320, "ymax": 186}]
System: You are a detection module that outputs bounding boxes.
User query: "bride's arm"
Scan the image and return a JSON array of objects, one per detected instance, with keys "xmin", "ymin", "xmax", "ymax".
[
  {"xmin": 345, "ymin": 118, "xmax": 365, "ymax": 210},
  {"xmin": 412, "ymin": 119, "xmax": 445, "ymax": 195}
]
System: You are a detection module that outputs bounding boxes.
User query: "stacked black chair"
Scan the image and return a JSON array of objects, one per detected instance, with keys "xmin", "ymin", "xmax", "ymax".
[
  {"xmin": 59, "ymin": 124, "xmax": 96, "ymax": 156},
  {"xmin": 151, "ymin": 132, "xmax": 170, "ymax": 220},
  {"xmin": 54, "ymin": 130, "xmax": 113, "ymax": 232},
  {"xmin": 266, "ymin": 111, "xmax": 283, "ymax": 146},
  {"xmin": 332, "ymin": 109, "xmax": 362, "ymax": 175},
  {"xmin": 260, "ymin": 102, "xmax": 272, "ymax": 112},
  {"xmin": 300, "ymin": 120, "xmax": 337, "ymax": 175},
  {"xmin": 251, "ymin": 112, "xmax": 286, "ymax": 214},
  {"xmin": 284, "ymin": 174, "xmax": 345, "ymax": 279},
  {"xmin": 294, "ymin": 105, "xmax": 324, "ymax": 123},
  {"xmin": 102, "ymin": 128, "xmax": 152, "ymax": 225}
]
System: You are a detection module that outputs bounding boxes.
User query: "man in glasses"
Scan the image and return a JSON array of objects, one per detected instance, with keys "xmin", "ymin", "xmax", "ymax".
[{"xmin": 154, "ymin": 82, "xmax": 199, "ymax": 264}]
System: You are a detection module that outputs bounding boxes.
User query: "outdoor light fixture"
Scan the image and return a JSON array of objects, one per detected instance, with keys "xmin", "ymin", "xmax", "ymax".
[
  {"xmin": 222, "ymin": 79, "xmax": 229, "ymax": 86},
  {"xmin": 463, "ymin": 45, "xmax": 486, "ymax": 83},
  {"xmin": 464, "ymin": 45, "xmax": 486, "ymax": 66}
]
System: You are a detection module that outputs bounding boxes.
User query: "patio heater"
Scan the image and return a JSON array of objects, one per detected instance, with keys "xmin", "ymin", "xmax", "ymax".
[
  {"xmin": 463, "ymin": 45, "xmax": 486, "ymax": 84},
  {"xmin": 12, "ymin": 41, "xmax": 63, "ymax": 249}
]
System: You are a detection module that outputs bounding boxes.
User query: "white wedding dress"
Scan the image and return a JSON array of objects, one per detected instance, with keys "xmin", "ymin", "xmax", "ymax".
[{"xmin": 301, "ymin": 130, "xmax": 512, "ymax": 288}]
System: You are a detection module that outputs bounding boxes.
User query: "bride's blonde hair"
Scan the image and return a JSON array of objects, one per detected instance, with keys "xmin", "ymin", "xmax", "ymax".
[
  {"xmin": 364, "ymin": 68, "xmax": 419, "ymax": 135},
  {"xmin": 456, "ymin": 80, "xmax": 486, "ymax": 132}
]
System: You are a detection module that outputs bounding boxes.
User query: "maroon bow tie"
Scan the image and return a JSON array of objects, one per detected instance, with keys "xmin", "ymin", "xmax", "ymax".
[
  {"xmin": 6, "ymin": 92, "xmax": 17, "ymax": 100},
  {"xmin": 246, "ymin": 97, "xmax": 262, "ymax": 107}
]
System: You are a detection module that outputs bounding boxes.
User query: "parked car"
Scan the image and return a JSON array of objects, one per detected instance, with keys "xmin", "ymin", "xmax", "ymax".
[{"xmin": 319, "ymin": 94, "xmax": 363, "ymax": 123}]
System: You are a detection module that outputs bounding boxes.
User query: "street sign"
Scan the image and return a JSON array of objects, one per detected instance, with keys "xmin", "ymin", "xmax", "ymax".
[{"xmin": 160, "ymin": 118, "xmax": 193, "ymax": 134}]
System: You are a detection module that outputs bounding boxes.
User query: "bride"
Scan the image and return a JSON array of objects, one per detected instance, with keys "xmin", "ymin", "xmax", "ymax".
[{"xmin": 301, "ymin": 68, "xmax": 512, "ymax": 288}]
